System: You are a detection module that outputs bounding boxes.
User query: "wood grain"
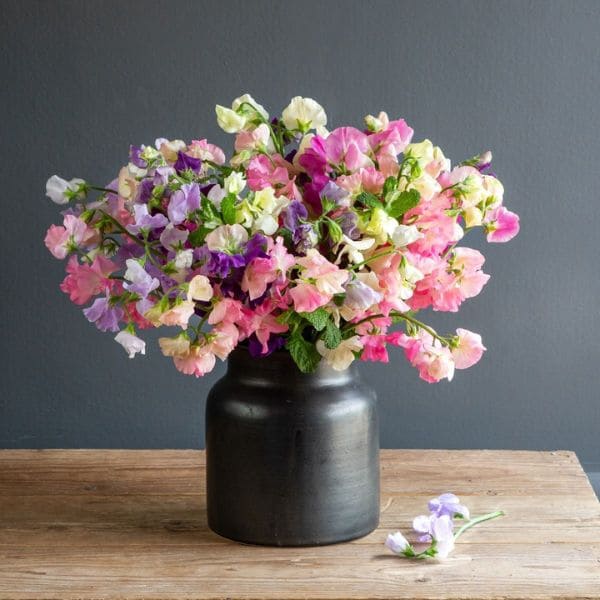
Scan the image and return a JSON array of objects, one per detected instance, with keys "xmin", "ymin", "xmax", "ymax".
[{"xmin": 0, "ymin": 449, "xmax": 598, "ymax": 599}]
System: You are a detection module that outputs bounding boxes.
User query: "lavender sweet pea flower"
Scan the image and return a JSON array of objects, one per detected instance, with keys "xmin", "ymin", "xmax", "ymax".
[
  {"xmin": 154, "ymin": 166, "xmax": 175, "ymax": 186},
  {"xmin": 174, "ymin": 151, "xmax": 201, "ymax": 174},
  {"xmin": 123, "ymin": 259, "xmax": 160, "ymax": 298},
  {"xmin": 385, "ymin": 531, "xmax": 411, "ymax": 555},
  {"xmin": 160, "ymin": 223, "xmax": 189, "ymax": 250},
  {"xmin": 431, "ymin": 514, "xmax": 455, "ymax": 558},
  {"xmin": 428, "ymin": 493, "xmax": 470, "ymax": 519},
  {"xmin": 83, "ymin": 296, "xmax": 123, "ymax": 332},
  {"xmin": 344, "ymin": 280, "xmax": 383, "ymax": 311},
  {"xmin": 338, "ymin": 211, "xmax": 360, "ymax": 240},
  {"xmin": 320, "ymin": 181, "xmax": 350, "ymax": 208},
  {"xmin": 129, "ymin": 145, "xmax": 147, "ymax": 169},
  {"xmin": 168, "ymin": 183, "xmax": 200, "ymax": 225},
  {"xmin": 128, "ymin": 204, "xmax": 169, "ymax": 234}
]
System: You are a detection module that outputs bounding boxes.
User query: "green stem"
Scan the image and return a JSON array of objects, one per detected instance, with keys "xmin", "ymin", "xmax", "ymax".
[
  {"xmin": 397, "ymin": 312, "xmax": 450, "ymax": 346},
  {"xmin": 454, "ymin": 511, "xmax": 504, "ymax": 541},
  {"xmin": 350, "ymin": 248, "xmax": 395, "ymax": 270},
  {"xmin": 98, "ymin": 211, "xmax": 145, "ymax": 248},
  {"xmin": 90, "ymin": 186, "xmax": 117, "ymax": 195}
]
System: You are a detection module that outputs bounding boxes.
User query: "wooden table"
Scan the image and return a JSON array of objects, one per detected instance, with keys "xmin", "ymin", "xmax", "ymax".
[{"xmin": 0, "ymin": 450, "xmax": 599, "ymax": 599}]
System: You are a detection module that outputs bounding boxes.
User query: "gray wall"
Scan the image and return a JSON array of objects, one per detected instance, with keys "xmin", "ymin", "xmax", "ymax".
[{"xmin": 1, "ymin": 1, "xmax": 599, "ymax": 482}]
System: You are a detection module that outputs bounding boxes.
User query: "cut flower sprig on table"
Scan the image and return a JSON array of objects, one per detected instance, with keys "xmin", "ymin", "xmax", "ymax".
[
  {"xmin": 386, "ymin": 493, "xmax": 504, "ymax": 559},
  {"xmin": 44, "ymin": 94, "xmax": 520, "ymax": 380}
]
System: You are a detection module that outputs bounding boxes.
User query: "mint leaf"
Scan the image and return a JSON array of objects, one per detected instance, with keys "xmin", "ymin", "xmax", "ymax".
[
  {"xmin": 200, "ymin": 196, "xmax": 221, "ymax": 223},
  {"xmin": 188, "ymin": 226, "xmax": 212, "ymax": 247},
  {"xmin": 286, "ymin": 335, "xmax": 321, "ymax": 373},
  {"xmin": 383, "ymin": 176, "xmax": 397, "ymax": 196},
  {"xmin": 221, "ymin": 193, "xmax": 237, "ymax": 225},
  {"xmin": 356, "ymin": 191, "xmax": 381, "ymax": 208},
  {"xmin": 301, "ymin": 307, "xmax": 329, "ymax": 331},
  {"xmin": 386, "ymin": 189, "xmax": 420, "ymax": 219},
  {"xmin": 323, "ymin": 320, "xmax": 342, "ymax": 349}
]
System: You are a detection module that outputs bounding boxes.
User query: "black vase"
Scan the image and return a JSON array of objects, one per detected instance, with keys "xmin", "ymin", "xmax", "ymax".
[{"xmin": 205, "ymin": 347, "xmax": 380, "ymax": 546}]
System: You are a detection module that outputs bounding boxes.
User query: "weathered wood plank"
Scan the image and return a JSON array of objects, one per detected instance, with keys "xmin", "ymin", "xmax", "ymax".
[{"xmin": 0, "ymin": 449, "xmax": 598, "ymax": 600}]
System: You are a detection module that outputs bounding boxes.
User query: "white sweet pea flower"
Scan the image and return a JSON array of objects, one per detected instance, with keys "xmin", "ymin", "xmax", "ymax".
[
  {"xmin": 282, "ymin": 96, "xmax": 327, "ymax": 133},
  {"xmin": 187, "ymin": 275, "xmax": 213, "ymax": 302},
  {"xmin": 174, "ymin": 249, "xmax": 193, "ymax": 270},
  {"xmin": 407, "ymin": 172, "xmax": 441, "ymax": 202},
  {"xmin": 114, "ymin": 331, "xmax": 146, "ymax": 359},
  {"xmin": 391, "ymin": 224, "xmax": 422, "ymax": 248},
  {"xmin": 215, "ymin": 105, "xmax": 247, "ymax": 133},
  {"xmin": 45, "ymin": 175, "xmax": 86, "ymax": 204},
  {"xmin": 205, "ymin": 224, "xmax": 249, "ymax": 253},
  {"xmin": 253, "ymin": 213, "xmax": 278, "ymax": 236},
  {"xmin": 207, "ymin": 184, "xmax": 226, "ymax": 209},
  {"xmin": 223, "ymin": 171, "xmax": 246, "ymax": 195},
  {"xmin": 334, "ymin": 235, "xmax": 376, "ymax": 265},
  {"xmin": 463, "ymin": 205, "xmax": 483, "ymax": 227},
  {"xmin": 232, "ymin": 93, "xmax": 269, "ymax": 121},
  {"xmin": 316, "ymin": 336, "xmax": 363, "ymax": 371},
  {"xmin": 364, "ymin": 111, "xmax": 389, "ymax": 133}
]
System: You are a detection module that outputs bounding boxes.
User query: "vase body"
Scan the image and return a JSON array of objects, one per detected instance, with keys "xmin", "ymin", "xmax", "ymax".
[{"xmin": 205, "ymin": 348, "xmax": 379, "ymax": 546}]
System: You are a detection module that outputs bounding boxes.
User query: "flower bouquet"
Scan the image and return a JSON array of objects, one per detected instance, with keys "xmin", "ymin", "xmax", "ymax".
[{"xmin": 44, "ymin": 94, "xmax": 519, "ymax": 381}]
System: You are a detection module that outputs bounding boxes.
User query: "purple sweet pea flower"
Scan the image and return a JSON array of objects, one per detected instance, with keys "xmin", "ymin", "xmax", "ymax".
[
  {"xmin": 174, "ymin": 151, "xmax": 201, "ymax": 174},
  {"xmin": 320, "ymin": 181, "xmax": 349, "ymax": 208},
  {"xmin": 282, "ymin": 201, "xmax": 317, "ymax": 253},
  {"xmin": 123, "ymin": 259, "xmax": 160, "ymax": 298},
  {"xmin": 154, "ymin": 166, "xmax": 175, "ymax": 185},
  {"xmin": 137, "ymin": 178, "xmax": 155, "ymax": 204},
  {"xmin": 428, "ymin": 493, "xmax": 470, "ymax": 519},
  {"xmin": 128, "ymin": 204, "xmax": 169, "ymax": 233},
  {"xmin": 248, "ymin": 333, "xmax": 286, "ymax": 357},
  {"xmin": 168, "ymin": 183, "xmax": 200, "ymax": 225},
  {"xmin": 83, "ymin": 296, "xmax": 123, "ymax": 332},
  {"xmin": 129, "ymin": 145, "xmax": 147, "ymax": 169}
]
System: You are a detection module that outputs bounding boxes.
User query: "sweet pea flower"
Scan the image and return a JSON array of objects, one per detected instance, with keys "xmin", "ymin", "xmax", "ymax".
[
  {"xmin": 173, "ymin": 344, "xmax": 216, "ymax": 377},
  {"xmin": 45, "ymin": 175, "xmax": 86, "ymax": 204},
  {"xmin": 159, "ymin": 223, "xmax": 189, "ymax": 250},
  {"xmin": 246, "ymin": 154, "xmax": 300, "ymax": 199},
  {"xmin": 44, "ymin": 214, "xmax": 98, "ymax": 259},
  {"xmin": 296, "ymin": 249, "xmax": 349, "ymax": 295},
  {"xmin": 128, "ymin": 204, "xmax": 169, "ymax": 234},
  {"xmin": 158, "ymin": 300, "xmax": 196, "ymax": 329},
  {"xmin": 83, "ymin": 294, "xmax": 124, "ymax": 332},
  {"xmin": 232, "ymin": 93, "xmax": 269, "ymax": 121},
  {"xmin": 205, "ymin": 224, "xmax": 249, "ymax": 253},
  {"xmin": 242, "ymin": 239, "xmax": 295, "ymax": 300},
  {"xmin": 155, "ymin": 138, "xmax": 186, "ymax": 162},
  {"xmin": 207, "ymin": 321, "xmax": 240, "ymax": 360},
  {"xmin": 281, "ymin": 96, "xmax": 327, "ymax": 132},
  {"xmin": 385, "ymin": 531, "xmax": 411, "ymax": 554},
  {"xmin": 428, "ymin": 493, "xmax": 470, "ymax": 519},
  {"xmin": 114, "ymin": 331, "xmax": 146, "ymax": 359},
  {"xmin": 187, "ymin": 274, "xmax": 213, "ymax": 302},
  {"xmin": 123, "ymin": 259, "xmax": 160, "ymax": 298},
  {"xmin": 223, "ymin": 171, "xmax": 246, "ymax": 195},
  {"xmin": 167, "ymin": 182, "xmax": 201, "ymax": 225},
  {"xmin": 208, "ymin": 298, "xmax": 245, "ymax": 326},
  {"xmin": 484, "ymin": 206, "xmax": 520, "ymax": 242},
  {"xmin": 400, "ymin": 330, "xmax": 455, "ymax": 383},
  {"xmin": 234, "ymin": 123, "xmax": 274, "ymax": 156},
  {"xmin": 158, "ymin": 334, "xmax": 191, "ymax": 357},
  {"xmin": 215, "ymin": 105, "xmax": 247, "ymax": 133},
  {"xmin": 187, "ymin": 139, "xmax": 226, "ymax": 165},
  {"xmin": 316, "ymin": 336, "xmax": 363, "ymax": 371},
  {"xmin": 60, "ymin": 255, "xmax": 116, "ymax": 305},
  {"xmin": 451, "ymin": 328, "xmax": 486, "ymax": 369}
]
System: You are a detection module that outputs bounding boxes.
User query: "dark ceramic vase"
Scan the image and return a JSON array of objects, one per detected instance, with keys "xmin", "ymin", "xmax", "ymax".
[{"xmin": 205, "ymin": 348, "xmax": 380, "ymax": 546}]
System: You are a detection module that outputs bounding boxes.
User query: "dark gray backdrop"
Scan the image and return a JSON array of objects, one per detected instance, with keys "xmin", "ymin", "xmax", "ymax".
[{"xmin": 1, "ymin": 1, "xmax": 599, "ymax": 487}]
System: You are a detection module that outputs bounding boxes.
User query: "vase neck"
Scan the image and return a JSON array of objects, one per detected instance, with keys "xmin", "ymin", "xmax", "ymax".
[{"xmin": 226, "ymin": 348, "xmax": 354, "ymax": 386}]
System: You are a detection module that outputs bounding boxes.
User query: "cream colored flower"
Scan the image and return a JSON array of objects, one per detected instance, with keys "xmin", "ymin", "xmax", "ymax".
[
  {"xmin": 282, "ymin": 96, "xmax": 327, "ymax": 132},
  {"xmin": 316, "ymin": 336, "xmax": 363, "ymax": 371},
  {"xmin": 187, "ymin": 275, "xmax": 213, "ymax": 302}
]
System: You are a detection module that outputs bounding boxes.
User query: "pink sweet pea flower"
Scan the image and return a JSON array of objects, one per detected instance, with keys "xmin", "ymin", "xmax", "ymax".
[
  {"xmin": 60, "ymin": 254, "xmax": 117, "ymax": 305},
  {"xmin": 485, "ymin": 206, "xmax": 520, "ymax": 242},
  {"xmin": 288, "ymin": 283, "xmax": 331, "ymax": 313},
  {"xmin": 187, "ymin": 138, "xmax": 226, "ymax": 165},
  {"xmin": 368, "ymin": 118, "xmax": 414, "ymax": 159},
  {"xmin": 44, "ymin": 215, "xmax": 97, "ymax": 259},
  {"xmin": 246, "ymin": 303, "xmax": 289, "ymax": 354},
  {"xmin": 399, "ymin": 330, "xmax": 455, "ymax": 383},
  {"xmin": 246, "ymin": 154, "xmax": 300, "ymax": 199},
  {"xmin": 241, "ymin": 237, "xmax": 295, "ymax": 300},
  {"xmin": 208, "ymin": 298, "xmax": 245, "ymax": 326},
  {"xmin": 295, "ymin": 249, "xmax": 349, "ymax": 295},
  {"xmin": 173, "ymin": 344, "xmax": 216, "ymax": 377},
  {"xmin": 158, "ymin": 300, "xmax": 196, "ymax": 329},
  {"xmin": 360, "ymin": 334, "xmax": 389, "ymax": 363},
  {"xmin": 452, "ymin": 328, "xmax": 486, "ymax": 369},
  {"xmin": 208, "ymin": 321, "xmax": 240, "ymax": 360}
]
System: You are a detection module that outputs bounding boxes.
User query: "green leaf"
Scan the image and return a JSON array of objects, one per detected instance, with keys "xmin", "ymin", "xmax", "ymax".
[
  {"xmin": 325, "ymin": 217, "xmax": 343, "ymax": 244},
  {"xmin": 188, "ymin": 226, "xmax": 212, "ymax": 247},
  {"xmin": 383, "ymin": 176, "xmax": 397, "ymax": 196},
  {"xmin": 320, "ymin": 195, "xmax": 336, "ymax": 214},
  {"xmin": 200, "ymin": 196, "xmax": 221, "ymax": 223},
  {"xmin": 221, "ymin": 193, "xmax": 237, "ymax": 225},
  {"xmin": 301, "ymin": 307, "xmax": 329, "ymax": 331},
  {"xmin": 386, "ymin": 189, "xmax": 421, "ymax": 219},
  {"xmin": 322, "ymin": 320, "xmax": 342, "ymax": 349},
  {"xmin": 286, "ymin": 334, "xmax": 321, "ymax": 373},
  {"xmin": 356, "ymin": 191, "xmax": 381, "ymax": 208}
]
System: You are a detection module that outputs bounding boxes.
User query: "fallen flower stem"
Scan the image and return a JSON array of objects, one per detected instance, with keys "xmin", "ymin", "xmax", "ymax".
[{"xmin": 453, "ymin": 510, "xmax": 505, "ymax": 540}]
